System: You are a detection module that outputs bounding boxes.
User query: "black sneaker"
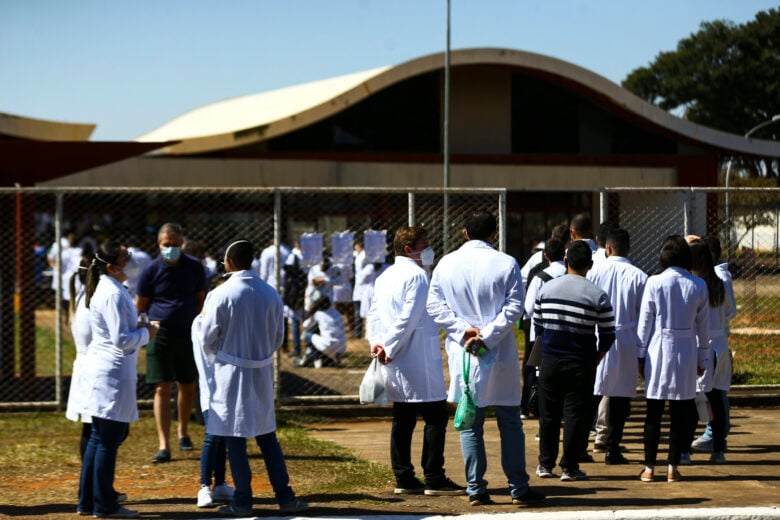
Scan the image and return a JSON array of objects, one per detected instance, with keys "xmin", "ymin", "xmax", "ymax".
[
  {"xmin": 179, "ymin": 436, "xmax": 194, "ymax": 451},
  {"xmin": 151, "ymin": 449, "xmax": 171, "ymax": 463},
  {"xmin": 605, "ymin": 451, "xmax": 629, "ymax": 465},
  {"xmin": 393, "ymin": 477, "xmax": 425, "ymax": 494},
  {"xmin": 469, "ymin": 493, "xmax": 493, "ymax": 506},
  {"xmin": 512, "ymin": 487, "xmax": 546, "ymax": 506},
  {"xmin": 424, "ymin": 477, "xmax": 466, "ymax": 496}
]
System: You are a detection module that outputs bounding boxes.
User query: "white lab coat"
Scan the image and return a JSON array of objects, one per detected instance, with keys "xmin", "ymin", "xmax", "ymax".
[
  {"xmin": 520, "ymin": 250, "xmax": 544, "ymax": 287},
  {"xmin": 124, "ymin": 247, "xmax": 152, "ymax": 297},
  {"xmin": 524, "ymin": 261, "xmax": 566, "ymax": 341},
  {"xmin": 352, "ymin": 250, "xmax": 368, "ymax": 301},
  {"xmin": 332, "ymin": 264, "xmax": 354, "ymax": 303},
  {"xmin": 587, "ymin": 256, "xmax": 648, "ymax": 397},
  {"xmin": 66, "ymin": 289, "xmax": 92, "ymax": 423},
  {"xmin": 638, "ymin": 266, "xmax": 710, "ymax": 401},
  {"xmin": 258, "ymin": 243, "xmax": 292, "ymax": 291},
  {"xmin": 592, "ymin": 248, "xmax": 607, "ymax": 264},
  {"xmin": 191, "ymin": 314, "xmax": 214, "ymax": 413},
  {"xmin": 367, "ymin": 256, "xmax": 446, "ymax": 403},
  {"xmin": 78, "ymin": 275, "xmax": 149, "ymax": 423},
  {"xmin": 427, "ymin": 240, "xmax": 525, "ymax": 407},
  {"xmin": 697, "ymin": 264, "xmax": 737, "ymax": 392},
  {"xmin": 199, "ymin": 269, "xmax": 284, "ymax": 437}
]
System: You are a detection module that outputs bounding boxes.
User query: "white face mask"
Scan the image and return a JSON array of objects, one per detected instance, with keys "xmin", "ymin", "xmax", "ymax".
[{"xmin": 420, "ymin": 246, "xmax": 435, "ymax": 266}]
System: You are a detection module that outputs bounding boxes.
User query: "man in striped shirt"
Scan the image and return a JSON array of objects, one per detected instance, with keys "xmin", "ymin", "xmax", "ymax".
[{"xmin": 533, "ymin": 241, "xmax": 616, "ymax": 483}]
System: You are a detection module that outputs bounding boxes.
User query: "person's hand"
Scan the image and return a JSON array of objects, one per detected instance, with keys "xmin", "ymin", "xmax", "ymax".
[
  {"xmin": 464, "ymin": 336, "xmax": 486, "ymax": 356},
  {"xmin": 697, "ymin": 365, "xmax": 705, "ymax": 376},
  {"xmin": 371, "ymin": 344, "xmax": 390, "ymax": 365},
  {"xmin": 462, "ymin": 327, "xmax": 480, "ymax": 343},
  {"xmin": 147, "ymin": 321, "xmax": 160, "ymax": 341}
]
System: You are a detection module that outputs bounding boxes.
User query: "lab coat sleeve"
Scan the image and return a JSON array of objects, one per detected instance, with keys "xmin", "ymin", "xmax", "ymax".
[
  {"xmin": 524, "ymin": 277, "xmax": 540, "ymax": 318},
  {"xmin": 479, "ymin": 263, "xmax": 524, "ymax": 348},
  {"xmin": 199, "ymin": 293, "xmax": 225, "ymax": 364},
  {"xmin": 381, "ymin": 275, "xmax": 427, "ymax": 360},
  {"xmin": 104, "ymin": 292, "xmax": 148, "ymax": 353},
  {"xmin": 366, "ymin": 293, "xmax": 380, "ymax": 348},
  {"xmin": 636, "ymin": 285, "xmax": 655, "ymax": 359},
  {"xmin": 695, "ymin": 287, "xmax": 711, "ymax": 370},
  {"xmin": 596, "ymin": 294, "xmax": 616, "ymax": 352}
]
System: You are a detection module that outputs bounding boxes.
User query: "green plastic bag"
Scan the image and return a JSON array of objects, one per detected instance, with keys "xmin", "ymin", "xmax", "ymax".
[{"xmin": 454, "ymin": 349, "xmax": 477, "ymax": 431}]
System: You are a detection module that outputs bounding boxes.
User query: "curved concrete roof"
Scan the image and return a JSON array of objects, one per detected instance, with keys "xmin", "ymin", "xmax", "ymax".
[
  {"xmin": 0, "ymin": 111, "xmax": 95, "ymax": 141},
  {"xmin": 137, "ymin": 47, "xmax": 780, "ymax": 157}
]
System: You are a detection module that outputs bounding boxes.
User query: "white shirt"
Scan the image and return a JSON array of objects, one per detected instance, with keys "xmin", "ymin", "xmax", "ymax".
[
  {"xmin": 587, "ymin": 256, "xmax": 648, "ymax": 397},
  {"xmin": 79, "ymin": 275, "xmax": 149, "ymax": 423},
  {"xmin": 367, "ymin": 256, "xmax": 446, "ymax": 403},
  {"xmin": 638, "ymin": 266, "xmax": 710, "ymax": 401},
  {"xmin": 524, "ymin": 261, "xmax": 566, "ymax": 341},
  {"xmin": 427, "ymin": 240, "xmax": 525, "ymax": 407},
  {"xmin": 303, "ymin": 308, "xmax": 347, "ymax": 357},
  {"xmin": 66, "ymin": 289, "xmax": 92, "ymax": 423},
  {"xmin": 520, "ymin": 250, "xmax": 544, "ymax": 288},
  {"xmin": 199, "ymin": 269, "xmax": 284, "ymax": 437},
  {"xmin": 124, "ymin": 247, "xmax": 152, "ymax": 297}
]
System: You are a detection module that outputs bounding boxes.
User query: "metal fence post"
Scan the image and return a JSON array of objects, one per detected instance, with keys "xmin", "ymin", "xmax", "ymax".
[
  {"xmin": 683, "ymin": 189, "xmax": 693, "ymax": 236},
  {"xmin": 273, "ymin": 189, "xmax": 282, "ymax": 401},
  {"xmin": 408, "ymin": 192, "xmax": 415, "ymax": 227},
  {"xmin": 599, "ymin": 190, "xmax": 607, "ymax": 224},
  {"xmin": 498, "ymin": 190, "xmax": 506, "ymax": 252},
  {"xmin": 54, "ymin": 193, "xmax": 63, "ymax": 409}
]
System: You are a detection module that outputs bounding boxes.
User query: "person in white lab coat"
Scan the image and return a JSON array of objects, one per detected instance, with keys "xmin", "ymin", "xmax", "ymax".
[
  {"xmin": 367, "ymin": 227, "xmax": 465, "ymax": 496},
  {"xmin": 298, "ymin": 293, "xmax": 347, "ymax": 367},
  {"xmin": 688, "ymin": 237, "xmax": 735, "ymax": 464},
  {"xmin": 691, "ymin": 236, "xmax": 737, "ymax": 454},
  {"xmin": 77, "ymin": 241, "xmax": 155, "ymax": 518},
  {"xmin": 637, "ymin": 235, "xmax": 710, "ymax": 484},
  {"xmin": 427, "ymin": 211, "xmax": 545, "ymax": 507},
  {"xmin": 198, "ymin": 239, "xmax": 307, "ymax": 517},
  {"xmin": 586, "ymin": 228, "xmax": 647, "ymax": 464}
]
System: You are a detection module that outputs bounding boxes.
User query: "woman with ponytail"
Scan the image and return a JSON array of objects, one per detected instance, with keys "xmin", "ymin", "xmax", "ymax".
[{"xmin": 77, "ymin": 240, "xmax": 156, "ymax": 518}]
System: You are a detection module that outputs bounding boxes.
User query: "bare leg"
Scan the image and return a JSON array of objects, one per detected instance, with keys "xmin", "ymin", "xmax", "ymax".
[
  {"xmin": 177, "ymin": 382, "xmax": 196, "ymax": 440},
  {"xmin": 154, "ymin": 382, "xmax": 173, "ymax": 451}
]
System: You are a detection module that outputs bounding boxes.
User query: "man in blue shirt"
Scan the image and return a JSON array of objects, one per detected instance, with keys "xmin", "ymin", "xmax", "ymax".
[{"xmin": 137, "ymin": 222, "xmax": 206, "ymax": 463}]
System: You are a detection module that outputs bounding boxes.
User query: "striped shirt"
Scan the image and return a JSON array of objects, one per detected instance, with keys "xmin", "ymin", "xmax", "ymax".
[{"xmin": 533, "ymin": 274, "xmax": 616, "ymax": 362}]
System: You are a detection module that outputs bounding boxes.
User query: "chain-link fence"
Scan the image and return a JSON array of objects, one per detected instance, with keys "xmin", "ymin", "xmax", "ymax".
[
  {"xmin": 0, "ymin": 187, "xmax": 503, "ymax": 408},
  {"xmin": 1, "ymin": 186, "xmax": 778, "ymax": 409}
]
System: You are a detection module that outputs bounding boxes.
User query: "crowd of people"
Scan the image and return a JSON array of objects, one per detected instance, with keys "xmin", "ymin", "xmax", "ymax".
[{"xmin": 62, "ymin": 210, "xmax": 736, "ymax": 515}]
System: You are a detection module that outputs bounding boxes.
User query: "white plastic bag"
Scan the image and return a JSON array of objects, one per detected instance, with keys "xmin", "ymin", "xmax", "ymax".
[
  {"xmin": 695, "ymin": 391, "xmax": 713, "ymax": 422},
  {"xmin": 359, "ymin": 358, "xmax": 387, "ymax": 405}
]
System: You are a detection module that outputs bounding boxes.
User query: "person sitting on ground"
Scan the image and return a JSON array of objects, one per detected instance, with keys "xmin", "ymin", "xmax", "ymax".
[{"xmin": 298, "ymin": 293, "xmax": 347, "ymax": 368}]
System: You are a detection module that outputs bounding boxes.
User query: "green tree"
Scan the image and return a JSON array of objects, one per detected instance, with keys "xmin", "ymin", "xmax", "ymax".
[{"xmin": 622, "ymin": 8, "xmax": 780, "ymax": 138}]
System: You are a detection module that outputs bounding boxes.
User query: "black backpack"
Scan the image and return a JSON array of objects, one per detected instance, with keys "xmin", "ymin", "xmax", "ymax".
[{"xmin": 282, "ymin": 256, "xmax": 307, "ymax": 310}]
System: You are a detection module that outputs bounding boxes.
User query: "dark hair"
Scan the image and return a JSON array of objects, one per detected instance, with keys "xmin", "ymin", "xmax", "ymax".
[
  {"xmin": 464, "ymin": 211, "xmax": 496, "ymax": 241},
  {"xmin": 544, "ymin": 238, "xmax": 565, "ymax": 262},
  {"xmin": 566, "ymin": 240, "xmax": 593, "ymax": 271},
  {"xmin": 550, "ymin": 224, "xmax": 569, "ymax": 243},
  {"xmin": 596, "ymin": 221, "xmax": 615, "ymax": 248},
  {"xmin": 690, "ymin": 239, "xmax": 725, "ymax": 307},
  {"xmin": 225, "ymin": 239, "xmax": 254, "ymax": 270},
  {"xmin": 85, "ymin": 240, "xmax": 124, "ymax": 308},
  {"xmin": 393, "ymin": 227, "xmax": 428, "ymax": 257},
  {"xmin": 606, "ymin": 228, "xmax": 631, "ymax": 257},
  {"xmin": 703, "ymin": 235, "xmax": 722, "ymax": 262},
  {"xmin": 658, "ymin": 235, "xmax": 691, "ymax": 270},
  {"xmin": 570, "ymin": 213, "xmax": 592, "ymax": 238},
  {"xmin": 69, "ymin": 252, "xmax": 94, "ymax": 316}
]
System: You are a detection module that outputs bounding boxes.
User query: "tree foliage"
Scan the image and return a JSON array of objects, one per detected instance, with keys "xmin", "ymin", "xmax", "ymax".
[{"xmin": 622, "ymin": 8, "xmax": 780, "ymax": 136}]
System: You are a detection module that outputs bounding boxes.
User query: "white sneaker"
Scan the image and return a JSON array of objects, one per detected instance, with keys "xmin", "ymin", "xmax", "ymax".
[
  {"xmin": 211, "ymin": 482, "xmax": 235, "ymax": 501},
  {"xmin": 197, "ymin": 486, "xmax": 214, "ymax": 508}
]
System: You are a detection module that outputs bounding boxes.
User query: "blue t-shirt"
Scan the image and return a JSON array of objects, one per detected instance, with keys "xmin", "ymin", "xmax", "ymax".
[{"xmin": 137, "ymin": 254, "xmax": 206, "ymax": 335}]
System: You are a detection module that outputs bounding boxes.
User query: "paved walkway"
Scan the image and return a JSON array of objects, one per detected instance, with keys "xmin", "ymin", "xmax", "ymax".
[{"xmin": 306, "ymin": 402, "xmax": 780, "ymax": 518}]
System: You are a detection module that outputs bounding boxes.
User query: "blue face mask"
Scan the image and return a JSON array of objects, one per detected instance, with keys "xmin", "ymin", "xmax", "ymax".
[{"xmin": 161, "ymin": 246, "xmax": 181, "ymax": 263}]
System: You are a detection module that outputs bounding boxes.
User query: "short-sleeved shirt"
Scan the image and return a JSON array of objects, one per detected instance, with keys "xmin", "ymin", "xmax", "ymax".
[{"xmin": 137, "ymin": 254, "xmax": 206, "ymax": 335}]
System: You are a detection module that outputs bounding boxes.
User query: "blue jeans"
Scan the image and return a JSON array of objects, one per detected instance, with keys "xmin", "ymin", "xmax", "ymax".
[
  {"xmin": 352, "ymin": 301, "xmax": 363, "ymax": 338},
  {"xmin": 78, "ymin": 417, "xmax": 128, "ymax": 516},
  {"xmin": 200, "ymin": 411, "xmax": 227, "ymax": 487},
  {"xmin": 459, "ymin": 405, "xmax": 530, "ymax": 498},
  {"xmin": 291, "ymin": 317, "xmax": 302, "ymax": 356},
  {"xmin": 225, "ymin": 432, "xmax": 295, "ymax": 510}
]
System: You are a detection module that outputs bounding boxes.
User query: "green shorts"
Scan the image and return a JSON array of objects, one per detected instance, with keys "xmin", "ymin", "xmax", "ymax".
[{"xmin": 145, "ymin": 330, "xmax": 198, "ymax": 385}]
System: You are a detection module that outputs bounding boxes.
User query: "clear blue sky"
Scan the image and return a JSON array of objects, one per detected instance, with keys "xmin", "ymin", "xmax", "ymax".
[{"xmin": 2, "ymin": 0, "xmax": 776, "ymax": 141}]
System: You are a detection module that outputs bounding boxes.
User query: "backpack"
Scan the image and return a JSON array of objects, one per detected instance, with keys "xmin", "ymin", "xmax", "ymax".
[{"xmin": 282, "ymin": 256, "xmax": 307, "ymax": 310}]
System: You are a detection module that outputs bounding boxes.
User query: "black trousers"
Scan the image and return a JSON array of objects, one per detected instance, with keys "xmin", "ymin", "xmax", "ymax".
[
  {"xmin": 706, "ymin": 388, "xmax": 728, "ymax": 453},
  {"xmin": 390, "ymin": 400, "xmax": 449, "ymax": 485},
  {"xmin": 537, "ymin": 356, "xmax": 596, "ymax": 472},
  {"xmin": 520, "ymin": 319, "xmax": 537, "ymax": 415},
  {"xmin": 605, "ymin": 396, "xmax": 631, "ymax": 453},
  {"xmin": 644, "ymin": 398, "xmax": 697, "ymax": 466}
]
